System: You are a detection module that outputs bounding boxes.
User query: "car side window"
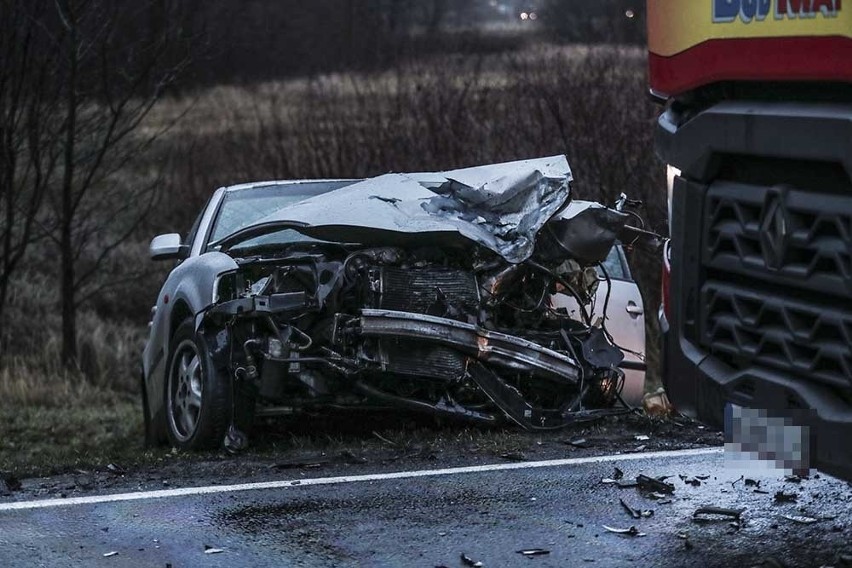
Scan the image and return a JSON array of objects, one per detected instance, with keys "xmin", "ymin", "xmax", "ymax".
[
  {"xmin": 597, "ymin": 245, "xmax": 629, "ymax": 281},
  {"xmin": 186, "ymin": 193, "xmax": 216, "ymax": 250},
  {"xmin": 185, "ymin": 211, "xmax": 204, "ymax": 250}
]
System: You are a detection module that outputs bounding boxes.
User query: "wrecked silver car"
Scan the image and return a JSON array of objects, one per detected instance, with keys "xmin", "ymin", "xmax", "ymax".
[{"xmin": 141, "ymin": 156, "xmax": 636, "ymax": 450}]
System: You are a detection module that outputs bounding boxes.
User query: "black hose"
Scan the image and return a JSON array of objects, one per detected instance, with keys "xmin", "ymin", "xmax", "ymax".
[{"xmin": 525, "ymin": 260, "xmax": 591, "ymax": 325}]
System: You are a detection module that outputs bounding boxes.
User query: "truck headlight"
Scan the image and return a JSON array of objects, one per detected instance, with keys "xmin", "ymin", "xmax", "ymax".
[{"xmin": 666, "ymin": 164, "xmax": 681, "ymax": 226}]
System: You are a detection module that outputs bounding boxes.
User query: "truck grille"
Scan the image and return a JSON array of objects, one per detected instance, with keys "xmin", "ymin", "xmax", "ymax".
[
  {"xmin": 699, "ymin": 181, "xmax": 852, "ymax": 391},
  {"xmin": 702, "ymin": 281, "xmax": 852, "ymax": 390}
]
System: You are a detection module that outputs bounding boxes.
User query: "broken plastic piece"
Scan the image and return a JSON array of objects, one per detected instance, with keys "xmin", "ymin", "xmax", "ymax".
[
  {"xmin": 103, "ymin": 552, "xmax": 119, "ymax": 558},
  {"xmin": 636, "ymin": 474, "xmax": 675, "ymax": 494},
  {"xmin": 602, "ymin": 525, "xmax": 646, "ymax": 537},
  {"xmin": 781, "ymin": 514, "xmax": 818, "ymax": 524},
  {"xmin": 693, "ymin": 507, "xmax": 744, "ymax": 521},
  {"xmin": 461, "ymin": 553, "xmax": 483, "ymax": 567},
  {"xmin": 224, "ymin": 425, "xmax": 248, "ymax": 454},
  {"xmin": 204, "ymin": 546, "xmax": 225, "ymax": 554},
  {"xmin": 516, "ymin": 549, "xmax": 551, "ymax": 557},
  {"xmin": 774, "ymin": 491, "xmax": 798, "ymax": 503}
]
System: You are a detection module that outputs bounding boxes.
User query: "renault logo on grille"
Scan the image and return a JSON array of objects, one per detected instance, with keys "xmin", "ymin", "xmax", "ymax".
[{"xmin": 759, "ymin": 191, "xmax": 790, "ymax": 271}]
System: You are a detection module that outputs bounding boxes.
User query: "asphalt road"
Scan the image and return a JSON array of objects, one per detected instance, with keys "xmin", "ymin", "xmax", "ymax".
[{"xmin": 1, "ymin": 448, "xmax": 850, "ymax": 568}]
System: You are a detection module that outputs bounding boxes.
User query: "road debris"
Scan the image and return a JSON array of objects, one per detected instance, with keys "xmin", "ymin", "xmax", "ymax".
[
  {"xmin": 516, "ymin": 549, "xmax": 551, "ymax": 557},
  {"xmin": 566, "ymin": 438, "xmax": 589, "ymax": 448},
  {"xmin": 744, "ymin": 478, "xmax": 761, "ymax": 488},
  {"xmin": 103, "ymin": 551, "xmax": 119, "ymax": 558},
  {"xmin": 613, "ymin": 467, "xmax": 624, "ymax": 480},
  {"xmin": 602, "ymin": 525, "xmax": 647, "ymax": 537},
  {"xmin": 634, "ymin": 435, "xmax": 650, "ymax": 441},
  {"xmin": 620, "ymin": 498, "xmax": 653, "ymax": 519},
  {"xmin": 642, "ymin": 388, "xmax": 673, "ymax": 416},
  {"xmin": 693, "ymin": 507, "xmax": 744, "ymax": 521},
  {"xmin": 636, "ymin": 474, "xmax": 675, "ymax": 494},
  {"xmin": 774, "ymin": 491, "xmax": 798, "ymax": 504},
  {"xmin": 500, "ymin": 452, "xmax": 527, "ymax": 462},
  {"xmin": 204, "ymin": 546, "xmax": 225, "ymax": 554},
  {"xmin": 781, "ymin": 514, "xmax": 818, "ymax": 524},
  {"xmin": 679, "ymin": 475, "xmax": 701, "ymax": 487},
  {"xmin": 461, "ymin": 552, "xmax": 484, "ymax": 567}
]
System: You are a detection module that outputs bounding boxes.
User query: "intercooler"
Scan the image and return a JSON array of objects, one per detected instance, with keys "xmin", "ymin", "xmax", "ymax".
[
  {"xmin": 367, "ymin": 266, "xmax": 480, "ymax": 314},
  {"xmin": 364, "ymin": 266, "xmax": 480, "ymax": 380}
]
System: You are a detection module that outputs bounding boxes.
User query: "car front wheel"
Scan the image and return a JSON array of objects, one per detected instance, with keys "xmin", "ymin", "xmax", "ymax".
[{"xmin": 165, "ymin": 319, "xmax": 231, "ymax": 450}]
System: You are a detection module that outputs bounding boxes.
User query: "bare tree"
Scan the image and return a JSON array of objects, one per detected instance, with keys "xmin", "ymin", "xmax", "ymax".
[
  {"xmin": 0, "ymin": 0, "xmax": 62, "ymax": 336},
  {"xmin": 38, "ymin": 0, "xmax": 194, "ymax": 366}
]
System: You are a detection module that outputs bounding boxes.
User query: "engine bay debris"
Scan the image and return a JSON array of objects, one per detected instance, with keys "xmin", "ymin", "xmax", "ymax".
[{"xmin": 198, "ymin": 157, "xmax": 639, "ymax": 449}]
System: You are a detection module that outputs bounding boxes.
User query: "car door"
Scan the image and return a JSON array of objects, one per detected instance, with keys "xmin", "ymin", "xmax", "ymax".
[{"xmin": 550, "ymin": 245, "xmax": 646, "ymax": 406}]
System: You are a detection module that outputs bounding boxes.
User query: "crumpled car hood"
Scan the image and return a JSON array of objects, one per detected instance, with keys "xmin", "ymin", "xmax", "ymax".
[{"xmin": 231, "ymin": 156, "xmax": 573, "ymax": 264}]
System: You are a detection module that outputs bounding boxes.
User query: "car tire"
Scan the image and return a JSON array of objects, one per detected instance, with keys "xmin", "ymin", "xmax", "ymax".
[{"xmin": 164, "ymin": 319, "xmax": 231, "ymax": 450}]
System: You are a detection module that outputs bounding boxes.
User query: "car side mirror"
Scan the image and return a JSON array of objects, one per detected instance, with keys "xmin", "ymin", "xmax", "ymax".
[{"xmin": 150, "ymin": 233, "xmax": 189, "ymax": 261}]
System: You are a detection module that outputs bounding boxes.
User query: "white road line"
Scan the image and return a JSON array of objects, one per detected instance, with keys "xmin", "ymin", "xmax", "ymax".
[{"xmin": 0, "ymin": 447, "xmax": 722, "ymax": 512}]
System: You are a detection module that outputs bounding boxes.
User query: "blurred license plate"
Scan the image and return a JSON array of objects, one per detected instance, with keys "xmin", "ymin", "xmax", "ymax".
[{"xmin": 724, "ymin": 403, "xmax": 811, "ymax": 475}]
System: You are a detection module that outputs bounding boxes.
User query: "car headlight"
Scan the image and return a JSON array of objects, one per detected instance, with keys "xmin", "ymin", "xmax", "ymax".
[{"xmin": 212, "ymin": 270, "xmax": 239, "ymax": 303}]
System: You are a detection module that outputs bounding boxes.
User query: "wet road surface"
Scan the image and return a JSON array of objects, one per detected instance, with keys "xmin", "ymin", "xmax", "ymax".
[{"xmin": 1, "ymin": 447, "xmax": 850, "ymax": 567}]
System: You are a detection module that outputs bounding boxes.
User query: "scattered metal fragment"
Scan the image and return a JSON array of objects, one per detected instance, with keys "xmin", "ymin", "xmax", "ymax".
[
  {"xmin": 602, "ymin": 525, "xmax": 646, "ymax": 537},
  {"xmin": 103, "ymin": 551, "xmax": 118, "ymax": 558},
  {"xmin": 636, "ymin": 474, "xmax": 675, "ymax": 494},
  {"xmin": 679, "ymin": 475, "xmax": 701, "ymax": 487},
  {"xmin": 516, "ymin": 549, "xmax": 550, "ymax": 557},
  {"xmin": 744, "ymin": 478, "xmax": 761, "ymax": 488},
  {"xmin": 204, "ymin": 546, "xmax": 225, "ymax": 554},
  {"xmin": 620, "ymin": 498, "xmax": 653, "ymax": 519},
  {"xmin": 781, "ymin": 514, "xmax": 818, "ymax": 524},
  {"xmin": 695, "ymin": 475, "xmax": 710, "ymax": 481},
  {"xmin": 461, "ymin": 553, "xmax": 483, "ymax": 567},
  {"xmin": 613, "ymin": 467, "xmax": 624, "ymax": 480},
  {"xmin": 566, "ymin": 438, "xmax": 588, "ymax": 448},
  {"xmin": 754, "ymin": 489, "xmax": 770, "ymax": 494},
  {"xmin": 693, "ymin": 507, "xmax": 744, "ymax": 521},
  {"xmin": 731, "ymin": 475, "xmax": 744, "ymax": 488},
  {"xmin": 774, "ymin": 491, "xmax": 798, "ymax": 504}
]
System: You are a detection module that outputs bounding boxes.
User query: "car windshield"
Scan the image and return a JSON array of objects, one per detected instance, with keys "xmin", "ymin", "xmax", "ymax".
[{"xmin": 207, "ymin": 181, "xmax": 356, "ymax": 250}]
